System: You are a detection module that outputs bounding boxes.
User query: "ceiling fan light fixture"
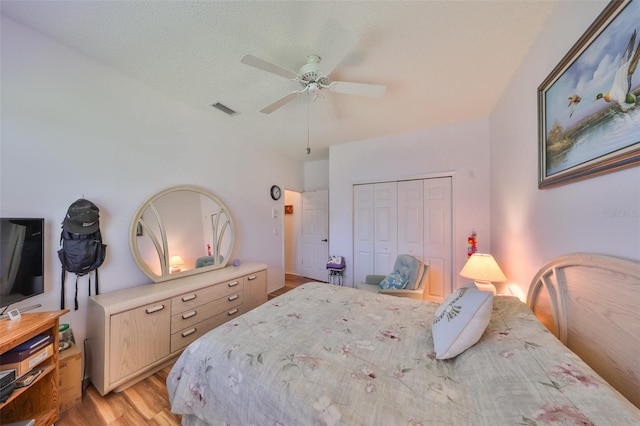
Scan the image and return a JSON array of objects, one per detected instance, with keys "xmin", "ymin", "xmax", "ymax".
[
  {"xmin": 240, "ymin": 23, "xmax": 386, "ymax": 115},
  {"xmin": 299, "ymin": 55, "xmax": 328, "ymax": 86}
]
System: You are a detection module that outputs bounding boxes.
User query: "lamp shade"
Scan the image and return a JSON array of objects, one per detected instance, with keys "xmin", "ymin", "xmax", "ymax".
[
  {"xmin": 460, "ymin": 253, "xmax": 507, "ymax": 283},
  {"xmin": 169, "ymin": 255, "xmax": 185, "ymax": 273},
  {"xmin": 170, "ymin": 255, "xmax": 184, "ymax": 266}
]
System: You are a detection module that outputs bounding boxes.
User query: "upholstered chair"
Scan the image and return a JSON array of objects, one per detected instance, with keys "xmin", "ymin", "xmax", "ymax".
[{"xmin": 355, "ymin": 254, "xmax": 428, "ymax": 299}]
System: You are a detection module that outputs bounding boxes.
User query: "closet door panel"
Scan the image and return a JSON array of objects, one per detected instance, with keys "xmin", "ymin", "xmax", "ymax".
[
  {"xmin": 353, "ymin": 185, "xmax": 375, "ymax": 284},
  {"xmin": 398, "ymin": 180, "xmax": 424, "ymax": 259},
  {"xmin": 424, "ymin": 258, "xmax": 446, "ymax": 300},
  {"xmin": 423, "ymin": 177, "xmax": 452, "ymax": 303},
  {"xmin": 373, "ymin": 182, "xmax": 397, "ymax": 275}
]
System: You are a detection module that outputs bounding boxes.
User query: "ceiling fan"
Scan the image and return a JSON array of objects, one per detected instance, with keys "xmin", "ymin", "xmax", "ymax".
[{"xmin": 241, "ymin": 26, "xmax": 386, "ymax": 114}]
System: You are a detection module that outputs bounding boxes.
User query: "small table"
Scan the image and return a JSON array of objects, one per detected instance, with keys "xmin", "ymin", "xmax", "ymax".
[{"xmin": 327, "ymin": 267, "xmax": 345, "ymax": 286}]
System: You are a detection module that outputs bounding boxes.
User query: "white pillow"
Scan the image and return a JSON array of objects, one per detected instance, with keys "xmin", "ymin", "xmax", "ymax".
[{"xmin": 432, "ymin": 286, "xmax": 493, "ymax": 359}]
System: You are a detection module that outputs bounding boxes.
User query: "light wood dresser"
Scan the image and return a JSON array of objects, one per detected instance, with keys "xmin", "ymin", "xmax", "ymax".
[{"xmin": 87, "ymin": 262, "xmax": 267, "ymax": 396}]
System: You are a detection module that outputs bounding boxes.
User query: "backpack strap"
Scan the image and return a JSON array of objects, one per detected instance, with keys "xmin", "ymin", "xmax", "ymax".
[
  {"xmin": 83, "ymin": 270, "xmax": 99, "ymax": 307},
  {"xmin": 61, "ymin": 268, "xmax": 66, "ymax": 310},
  {"xmin": 60, "ymin": 230, "xmax": 65, "ymax": 310},
  {"xmin": 74, "ymin": 275, "xmax": 79, "ymax": 311}
]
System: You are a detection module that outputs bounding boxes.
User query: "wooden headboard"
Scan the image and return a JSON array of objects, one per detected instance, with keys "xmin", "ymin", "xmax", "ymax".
[{"xmin": 527, "ymin": 253, "xmax": 640, "ymax": 408}]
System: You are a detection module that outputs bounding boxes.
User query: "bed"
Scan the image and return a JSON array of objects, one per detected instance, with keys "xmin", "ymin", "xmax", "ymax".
[{"xmin": 167, "ymin": 253, "xmax": 640, "ymax": 425}]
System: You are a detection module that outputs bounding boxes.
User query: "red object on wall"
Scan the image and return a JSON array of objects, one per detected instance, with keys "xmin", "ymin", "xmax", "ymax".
[{"xmin": 467, "ymin": 231, "xmax": 477, "ymax": 258}]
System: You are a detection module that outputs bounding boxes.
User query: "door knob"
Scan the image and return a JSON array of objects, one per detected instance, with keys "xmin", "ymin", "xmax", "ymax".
[{"xmin": 321, "ymin": 239, "xmax": 328, "ymax": 242}]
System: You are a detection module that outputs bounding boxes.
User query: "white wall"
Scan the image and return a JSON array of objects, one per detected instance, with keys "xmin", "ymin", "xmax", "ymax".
[
  {"xmin": 304, "ymin": 159, "xmax": 330, "ymax": 191},
  {"xmin": 0, "ymin": 17, "xmax": 304, "ymax": 344},
  {"xmin": 329, "ymin": 117, "xmax": 492, "ymax": 288},
  {"xmin": 283, "ymin": 189, "xmax": 302, "ymax": 275},
  {"xmin": 5, "ymin": 0, "xmax": 638, "ymax": 348},
  {"xmin": 490, "ymin": 1, "xmax": 640, "ymax": 295}
]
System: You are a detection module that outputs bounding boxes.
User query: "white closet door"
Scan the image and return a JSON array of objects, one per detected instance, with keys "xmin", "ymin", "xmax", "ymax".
[
  {"xmin": 353, "ymin": 185, "xmax": 374, "ymax": 284},
  {"xmin": 397, "ymin": 180, "xmax": 424, "ymax": 259},
  {"xmin": 374, "ymin": 182, "xmax": 397, "ymax": 275},
  {"xmin": 423, "ymin": 177, "xmax": 452, "ymax": 303},
  {"xmin": 302, "ymin": 190, "xmax": 329, "ymax": 282},
  {"xmin": 353, "ymin": 177, "xmax": 452, "ymax": 296}
]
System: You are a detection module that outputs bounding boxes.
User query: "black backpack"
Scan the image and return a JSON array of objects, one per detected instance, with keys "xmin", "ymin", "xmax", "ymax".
[{"xmin": 58, "ymin": 198, "xmax": 107, "ymax": 310}]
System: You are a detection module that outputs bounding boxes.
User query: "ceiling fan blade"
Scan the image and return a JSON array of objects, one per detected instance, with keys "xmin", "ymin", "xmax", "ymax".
[
  {"xmin": 241, "ymin": 54, "xmax": 298, "ymax": 80},
  {"xmin": 328, "ymin": 81, "xmax": 386, "ymax": 98},
  {"xmin": 260, "ymin": 91, "xmax": 302, "ymax": 114},
  {"xmin": 317, "ymin": 26, "xmax": 359, "ymax": 76}
]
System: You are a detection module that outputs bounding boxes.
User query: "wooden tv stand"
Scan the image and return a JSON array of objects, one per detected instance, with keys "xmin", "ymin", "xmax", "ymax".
[{"xmin": 0, "ymin": 310, "xmax": 68, "ymax": 426}]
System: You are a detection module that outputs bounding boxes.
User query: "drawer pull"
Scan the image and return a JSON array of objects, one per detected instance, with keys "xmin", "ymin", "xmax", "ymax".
[
  {"xmin": 228, "ymin": 281, "xmax": 239, "ymax": 287},
  {"xmin": 181, "ymin": 328, "xmax": 197, "ymax": 337},
  {"xmin": 247, "ymin": 275, "xmax": 257, "ymax": 281},
  {"xmin": 145, "ymin": 305, "xmax": 165, "ymax": 314},
  {"xmin": 181, "ymin": 294, "xmax": 197, "ymax": 302},
  {"xmin": 182, "ymin": 311, "xmax": 197, "ymax": 320},
  {"xmin": 228, "ymin": 294, "xmax": 239, "ymax": 301},
  {"xmin": 227, "ymin": 308, "xmax": 239, "ymax": 316}
]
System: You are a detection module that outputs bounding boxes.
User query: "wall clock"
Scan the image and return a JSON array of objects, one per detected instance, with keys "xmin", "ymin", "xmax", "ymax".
[{"xmin": 270, "ymin": 185, "xmax": 281, "ymax": 200}]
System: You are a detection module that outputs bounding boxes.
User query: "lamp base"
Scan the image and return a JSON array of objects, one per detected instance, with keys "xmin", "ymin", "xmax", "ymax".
[{"xmin": 473, "ymin": 280, "xmax": 496, "ymax": 295}]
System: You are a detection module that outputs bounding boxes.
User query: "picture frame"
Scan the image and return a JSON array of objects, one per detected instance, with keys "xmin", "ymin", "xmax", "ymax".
[
  {"xmin": 284, "ymin": 205, "xmax": 293, "ymax": 214},
  {"xmin": 538, "ymin": 0, "xmax": 640, "ymax": 188}
]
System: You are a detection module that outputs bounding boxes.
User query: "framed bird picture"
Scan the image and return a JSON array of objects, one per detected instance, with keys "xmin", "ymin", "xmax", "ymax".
[{"xmin": 538, "ymin": 0, "xmax": 640, "ymax": 188}]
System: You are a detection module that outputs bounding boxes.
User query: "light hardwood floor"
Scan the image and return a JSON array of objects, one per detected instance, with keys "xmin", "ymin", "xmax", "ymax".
[
  {"xmin": 57, "ymin": 274, "xmax": 310, "ymax": 425},
  {"xmin": 267, "ymin": 273, "xmax": 316, "ymax": 299},
  {"xmin": 57, "ymin": 365, "xmax": 179, "ymax": 426}
]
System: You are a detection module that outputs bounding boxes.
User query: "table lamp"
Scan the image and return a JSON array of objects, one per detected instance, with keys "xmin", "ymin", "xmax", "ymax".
[
  {"xmin": 459, "ymin": 253, "xmax": 507, "ymax": 294},
  {"xmin": 170, "ymin": 255, "xmax": 184, "ymax": 274}
]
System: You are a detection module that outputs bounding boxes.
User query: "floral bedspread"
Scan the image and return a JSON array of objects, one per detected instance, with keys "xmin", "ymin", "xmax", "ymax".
[{"xmin": 167, "ymin": 282, "xmax": 640, "ymax": 426}]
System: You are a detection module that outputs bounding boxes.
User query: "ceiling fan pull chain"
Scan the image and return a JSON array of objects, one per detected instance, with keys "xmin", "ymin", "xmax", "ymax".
[{"xmin": 306, "ymin": 91, "xmax": 311, "ymax": 155}]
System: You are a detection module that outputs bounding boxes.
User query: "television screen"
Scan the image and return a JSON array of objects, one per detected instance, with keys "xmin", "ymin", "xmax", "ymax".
[{"xmin": 0, "ymin": 218, "xmax": 45, "ymax": 309}]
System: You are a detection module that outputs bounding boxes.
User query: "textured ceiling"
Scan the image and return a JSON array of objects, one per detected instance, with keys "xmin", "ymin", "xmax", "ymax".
[{"xmin": 0, "ymin": 1, "xmax": 555, "ymax": 163}]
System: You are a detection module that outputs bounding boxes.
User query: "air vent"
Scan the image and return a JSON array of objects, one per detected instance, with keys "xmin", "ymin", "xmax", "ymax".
[{"xmin": 211, "ymin": 102, "xmax": 238, "ymax": 116}]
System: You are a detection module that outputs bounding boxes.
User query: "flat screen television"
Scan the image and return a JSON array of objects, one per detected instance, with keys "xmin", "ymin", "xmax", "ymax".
[{"xmin": 0, "ymin": 218, "xmax": 45, "ymax": 309}]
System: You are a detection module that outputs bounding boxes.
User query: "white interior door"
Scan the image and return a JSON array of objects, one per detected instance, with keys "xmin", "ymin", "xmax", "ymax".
[{"xmin": 302, "ymin": 190, "xmax": 329, "ymax": 281}]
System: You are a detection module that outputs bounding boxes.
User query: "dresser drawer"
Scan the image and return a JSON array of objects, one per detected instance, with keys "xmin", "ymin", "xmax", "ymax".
[
  {"xmin": 171, "ymin": 278, "xmax": 243, "ymax": 315},
  {"xmin": 170, "ymin": 305, "xmax": 243, "ymax": 352},
  {"xmin": 109, "ymin": 299, "xmax": 171, "ymax": 383},
  {"xmin": 171, "ymin": 291, "xmax": 243, "ymax": 332},
  {"xmin": 243, "ymin": 270, "xmax": 267, "ymax": 312}
]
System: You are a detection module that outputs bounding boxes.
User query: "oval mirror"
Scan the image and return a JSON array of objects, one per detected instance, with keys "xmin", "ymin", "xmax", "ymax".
[{"xmin": 129, "ymin": 185, "xmax": 235, "ymax": 282}]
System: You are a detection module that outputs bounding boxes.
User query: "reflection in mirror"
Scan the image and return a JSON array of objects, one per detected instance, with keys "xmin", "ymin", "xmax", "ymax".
[{"xmin": 129, "ymin": 185, "xmax": 235, "ymax": 282}]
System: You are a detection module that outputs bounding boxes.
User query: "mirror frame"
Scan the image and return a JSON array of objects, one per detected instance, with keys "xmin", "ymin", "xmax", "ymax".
[{"xmin": 129, "ymin": 185, "xmax": 235, "ymax": 282}]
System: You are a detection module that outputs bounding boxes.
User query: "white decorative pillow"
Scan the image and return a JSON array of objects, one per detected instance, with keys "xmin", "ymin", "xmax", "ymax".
[
  {"xmin": 432, "ymin": 286, "xmax": 493, "ymax": 359},
  {"xmin": 379, "ymin": 271, "xmax": 408, "ymax": 289}
]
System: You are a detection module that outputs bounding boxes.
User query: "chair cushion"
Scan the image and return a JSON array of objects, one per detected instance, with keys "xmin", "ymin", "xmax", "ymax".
[
  {"xmin": 431, "ymin": 286, "xmax": 493, "ymax": 359},
  {"xmin": 379, "ymin": 271, "xmax": 408, "ymax": 289},
  {"xmin": 195, "ymin": 255, "xmax": 224, "ymax": 268},
  {"xmin": 393, "ymin": 254, "xmax": 424, "ymax": 290},
  {"xmin": 355, "ymin": 282, "xmax": 382, "ymax": 293}
]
